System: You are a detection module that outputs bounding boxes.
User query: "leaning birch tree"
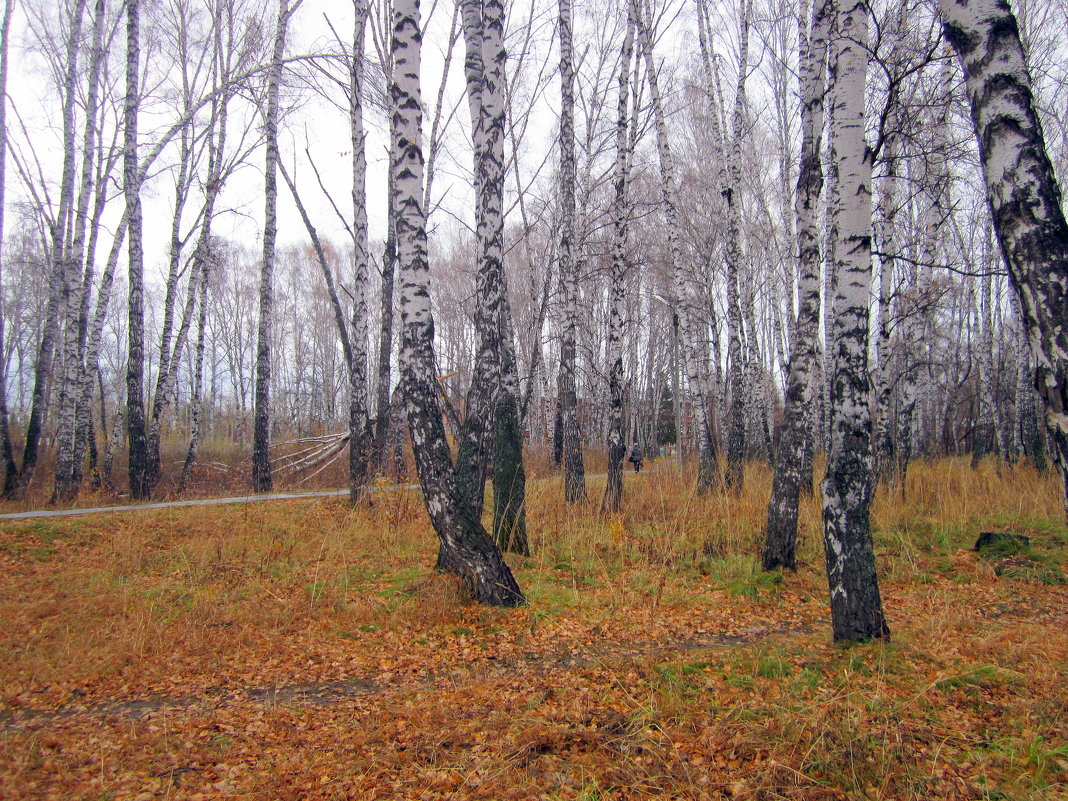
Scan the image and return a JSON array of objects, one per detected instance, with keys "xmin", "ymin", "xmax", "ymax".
[
  {"xmin": 938, "ymin": 0, "xmax": 1068, "ymax": 517},
  {"xmin": 635, "ymin": 0, "xmax": 717, "ymax": 491}
]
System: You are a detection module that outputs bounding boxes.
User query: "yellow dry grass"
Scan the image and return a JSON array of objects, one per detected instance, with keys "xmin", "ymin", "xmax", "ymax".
[{"xmin": 0, "ymin": 456, "xmax": 1065, "ymax": 800}]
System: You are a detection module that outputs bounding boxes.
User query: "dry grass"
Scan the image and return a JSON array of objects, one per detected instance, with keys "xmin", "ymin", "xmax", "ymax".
[{"xmin": 0, "ymin": 456, "xmax": 1066, "ymax": 800}]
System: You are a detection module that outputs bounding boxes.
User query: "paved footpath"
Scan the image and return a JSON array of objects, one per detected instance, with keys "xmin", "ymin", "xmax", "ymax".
[
  {"xmin": 0, "ymin": 465, "xmax": 664, "ymax": 522},
  {"xmin": 0, "ymin": 484, "xmax": 421, "ymax": 521}
]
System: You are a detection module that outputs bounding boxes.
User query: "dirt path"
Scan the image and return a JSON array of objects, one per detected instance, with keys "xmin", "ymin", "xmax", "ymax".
[{"xmin": 0, "ymin": 622, "xmax": 811, "ymax": 731}]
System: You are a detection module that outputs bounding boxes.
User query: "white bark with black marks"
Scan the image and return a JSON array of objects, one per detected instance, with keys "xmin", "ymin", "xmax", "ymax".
[
  {"xmin": 253, "ymin": 0, "xmax": 298, "ymax": 493},
  {"xmin": 723, "ymin": 0, "xmax": 750, "ymax": 493},
  {"xmin": 763, "ymin": 0, "xmax": 829, "ymax": 572},
  {"xmin": 557, "ymin": 0, "xmax": 585, "ymax": 503},
  {"xmin": 126, "ymin": 0, "xmax": 150, "ymax": 500},
  {"xmin": 819, "ymin": 0, "xmax": 889, "ymax": 643},
  {"xmin": 602, "ymin": 5, "xmax": 635, "ymax": 513},
  {"xmin": 390, "ymin": 0, "xmax": 523, "ymax": 606},
  {"xmin": 939, "ymin": 0, "xmax": 1068, "ymax": 511}
]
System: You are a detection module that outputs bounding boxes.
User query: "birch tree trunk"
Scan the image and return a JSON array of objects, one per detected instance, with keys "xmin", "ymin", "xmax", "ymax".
[
  {"xmin": 373, "ymin": 0, "xmax": 397, "ymax": 475},
  {"xmin": 177, "ymin": 5, "xmax": 234, "ymax": 492},
  {"xmin": 179, "ymin": 260, "xmax": 210, "ymax": 493},
  {"xmin": 1008, "ymin": 285, "xmax": 1046, "ymax": 471},
  {"xmin": 253, "ymin": 0, "xmax": 297, "ymax": 493},
  {"xmin": 938, "ymin": 0, "xmax": 1068, "ymax": 509},
  {"xmin": 872, "ymin": 129, "xmax": 898, "ymax": 483},
  {"xmin": 973, "ymin": 258, "xmax": 997, "ymax": 466},
  {"xmin": 636, "ymin": 0, "xmax": 717, "ymax": 491},
  {"xmin": 763, "ymin": 0, "xmax": 828, "ymax": 572},
  {"xmin": 9, "ymin": 0, "xmax": 86, "ymax": 500},
  {"xmin": 819, "ymin": 0, "xmax": 889, "ymax": 643},
  {"xmin": 126, "ymin": 0, "xmax": 150, "ymax": 500},
  {"xmin": 723, "ymin": 0, "xmax": 750, "ymax": 493},
  {"xmin": 557, "ymin": 0, "xmax": 585, "ymax": 502},
  {"xmin": 390, "ymin": 0, "xmax": 523, "ymax": 606},
  {"xmin": 480, "ymin": 0, "xmax": 527, "ymax": 553},
  {"xmin": 52, "ymin": 0, "xmax": 101, "ymax": 503},
  {"xmin": 453, "ymin": 0, "xmax": 495, "ymax": 518},
  {"xmin": 0, "ymin": 0, "xmax": 16, "ymax": 490},
  {"xmin": 349, "ymin": 0, "xmax": 372, "ymax": 502},
  {"xmin": 602, "ymin": 6, "xmax": 635, "ymax": 513}
]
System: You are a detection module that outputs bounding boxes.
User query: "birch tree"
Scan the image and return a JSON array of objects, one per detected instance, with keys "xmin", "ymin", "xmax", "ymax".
[
  {"xmin": 636, "ymin": 0, "xmax": 717, "ymax": 491},
  {"xmin": 602, "ymin": 5, "xmax": 635, "ymax": 513},
  {"xmin": 820, "ymin": 0, "xmax": 889, "ymax": 642},
  {"xmin": 125, "ymin": 0, "xmax": 151, "ymax": 499},
  {"xmin": 939, "ymin": 0, "xmax": 1068, "ymax": 515},
  {"xmin": 0, "ymin": 0, "xmax": 15, "ymax": 490},
  {"xmin": 723, "ymin": 0, "xmax": 750, "ymax": 492},
  {"xmin": 347, "ymin": 0, "xmax": 373, "ymax": 502},
  {"xmin": 557, "ymin": 0, "xmax": 585, "ymax": 502},
  {"xmin": 252, "ymin": 0, "xmax": 299, "ymax": 493},
  {"xmin": 763, "ymin": 0, "xmax": 828, "ymax": 571}
]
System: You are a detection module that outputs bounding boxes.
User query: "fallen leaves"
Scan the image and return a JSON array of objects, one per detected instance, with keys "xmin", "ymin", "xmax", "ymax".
[{"xmin": 1, "ymin": 461, "xmax": 1067, "ymax": 799}]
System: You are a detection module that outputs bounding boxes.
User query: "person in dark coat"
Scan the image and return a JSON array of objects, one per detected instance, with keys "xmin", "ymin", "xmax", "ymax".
[{"xmin": 628, "ymin": 442, "xmax": 643, "ymax": 473}]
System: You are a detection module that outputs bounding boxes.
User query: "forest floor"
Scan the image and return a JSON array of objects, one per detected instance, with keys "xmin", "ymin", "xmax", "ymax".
[{"xmin": 0, "ymin": 458, "xmax": 1066, "ymax": 800}]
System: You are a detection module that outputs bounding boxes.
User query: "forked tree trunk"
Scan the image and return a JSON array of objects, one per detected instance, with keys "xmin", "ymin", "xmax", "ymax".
[
  {"xmin": 602, "ymin": 7, "xmax": 635, "ymax": 513},
  {"xmin": 763, "ymin": 0, "xmax": 828, "ymax": 572},
  {"xmin": 11, "ymin": 0, "xmax": 86, "ymax": 500},
  {"xmin": 179, "ymin": 262, "xmax": 210, "ymax": 493},
  {"xmin": 938, "ymin": 0, "xmax": 1068, "ymax": 509},
  {"xmin": 176, "ymin": 7, "xmax": 233, "ymax": 492},
  {"xmin": 390, "ymin": 0, "xmax": 523, "ymax": 606},
  {"xmin": 557, "ymin": 0, "xmax": 585, "ymax": 503},
  {"xmin": 819, "ymin": 0, "xmax": 889, "ymax": 643}
]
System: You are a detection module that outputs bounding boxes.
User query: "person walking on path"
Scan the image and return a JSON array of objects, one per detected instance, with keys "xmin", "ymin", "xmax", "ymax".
[{"xmin": 628, "ymin": 442, "xmax": 643, "ymax": 473}]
